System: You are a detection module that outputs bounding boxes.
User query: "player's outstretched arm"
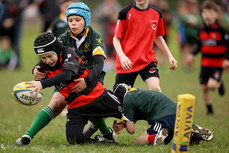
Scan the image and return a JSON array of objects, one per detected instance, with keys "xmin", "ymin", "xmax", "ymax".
[{"xmin": 154, "ymin": 36, "xmax": 177, "ymax": 70}]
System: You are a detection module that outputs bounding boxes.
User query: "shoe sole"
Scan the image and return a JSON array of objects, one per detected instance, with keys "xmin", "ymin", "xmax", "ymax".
[
  {"xmin": 154, "ymin": 129, "xmax": 169, "ymax": 145},
  {"xmin": 192, "ymin": 124, "xmax": 213, "ymax": 141}
]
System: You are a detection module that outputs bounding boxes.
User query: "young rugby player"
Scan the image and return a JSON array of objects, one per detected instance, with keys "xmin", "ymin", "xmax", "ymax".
[
  {"xmin": 112, "ymin": 84, "xmax": 214, "ymax": 145},
  {"xmin": 113, "ymin": 0, "xmax": 177, "ymax": 92},
  {"xmin": 187, "ymin": 0, "xmax": 229, "ymax": 115},
  {"xmin": 16, "ymin": 2, "xmax": 114, "ymax": 146},
  {"xmin": 18, "ymin": 32, "xmax": 122, "ymax": 145}
]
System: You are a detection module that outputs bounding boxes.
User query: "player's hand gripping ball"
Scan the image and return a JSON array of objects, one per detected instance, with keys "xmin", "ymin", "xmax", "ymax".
[{"xmin": 11, "ymin": 82, "xmax": 43, "ymax": 106}]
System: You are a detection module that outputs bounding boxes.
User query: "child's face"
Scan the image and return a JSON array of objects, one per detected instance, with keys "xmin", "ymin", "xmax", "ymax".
[
  {"xmin": 201, "ymin": 9, "xmax": 218, "ymax": 26},
  {"xmin": 68, "ymin": 15, "xmax": 85, "ymax": 36},
  {"xmin": 40, "ymin": 52, "xmax": 58, "ymax": 67}
]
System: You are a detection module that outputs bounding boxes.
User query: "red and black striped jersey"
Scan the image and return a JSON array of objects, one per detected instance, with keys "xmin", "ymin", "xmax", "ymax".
[
  {"xmin": 192, "ymin": 23, "xmax": 229, "ymax": 68},
  {"xmin": 38, "ymin": 46, "xmax": 106, "ymax": 110},
  {"xmin": 114, "ymin": 3, "xmax": 164, "ymax": 73}
]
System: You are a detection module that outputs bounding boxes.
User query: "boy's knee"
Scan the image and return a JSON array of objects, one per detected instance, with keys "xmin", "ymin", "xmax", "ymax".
[{"xmin": 48, "ymin": 99, "xmax": 66, "ymax": 115}]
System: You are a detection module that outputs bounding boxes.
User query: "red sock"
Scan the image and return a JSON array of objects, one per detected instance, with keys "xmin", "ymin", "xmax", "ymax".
[{"xmin": 148, "ymin": 134, "xmax": 156, "ymax": 144}]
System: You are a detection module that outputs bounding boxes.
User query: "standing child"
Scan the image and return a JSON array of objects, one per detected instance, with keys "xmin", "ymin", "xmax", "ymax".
[
  {"xmin": 113, "ymin": 0, "xmax": 177, "ymax": 91},
  {"xmin": 16, "ymin": 2, "xmax": 114, "ymax": 146},
  {"xmin": 23, "ymin": 32, "xmax": 122, "ymax": 145},
  {"xmin": 187, "ymin": 0, "xmax": 229, "ymax": 115},
  {"xmin": 112, "ymin": 84, "xmax": 213, "ymax": 145}
]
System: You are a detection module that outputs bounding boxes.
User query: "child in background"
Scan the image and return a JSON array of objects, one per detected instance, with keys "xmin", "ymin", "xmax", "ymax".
[
  {"xmin": 113, "ymin": 0, "xmax": 177, "ymax": 92},
  {"xmin": 48, "ymin": 0, "xmax": 77, "ymax": 37},
  {"xmin": 16, "ymin": 2, "xmax": 115, "ymax": 146},
  {"xmin": 112, "ymin": 84, "xmax": 213, "ymax": 145},
  {"xmin": 177, "ymin": 0, "xmax": 202, "ymax": 69},
  {"xmin": 187, "ymin": 0, "xmax": 229, "ymax": 115},
  {"xmin": 0, "ymin": 36, "xmax": 13, "ymax": 69}
]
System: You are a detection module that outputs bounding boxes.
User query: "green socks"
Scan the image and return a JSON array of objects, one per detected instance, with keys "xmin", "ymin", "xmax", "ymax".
[
  {"xmin": 25, "ymin": 106, "xmax": 56, "ymax": 139},
  {"xmin": 91, "ymin": 118, "xmax": 109, "ymax": 134}
]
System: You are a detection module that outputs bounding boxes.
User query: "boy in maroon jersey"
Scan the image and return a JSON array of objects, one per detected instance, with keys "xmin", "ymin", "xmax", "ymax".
[
  {"xmin": 25, "ymin": 32, "xmax": 122, "ymax": 145},
  {"xmin": 187, "ymin": 1, "xmax": 229, "ymax": 115},
  {"xmin": 113, "ymin": 0, "xmax": 177, "ymax": 92}
]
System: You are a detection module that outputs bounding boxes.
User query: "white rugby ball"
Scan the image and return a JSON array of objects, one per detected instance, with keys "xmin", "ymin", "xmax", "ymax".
[{"xmin": 11, "ymin": 82, "xmax": 43, "ymax": 106}]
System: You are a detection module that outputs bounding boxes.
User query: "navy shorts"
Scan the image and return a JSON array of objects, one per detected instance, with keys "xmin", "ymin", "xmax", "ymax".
[
  {"xmin": 199, "ymin": 67, "xmax": 223, "ymax": 84},
  {"xmin": 115, "ymin": 61, "xmax": 159, "ymax": 87},
  {"xmin": 147, "ymin": 115, "xmax": 176, "ymax": 144}
]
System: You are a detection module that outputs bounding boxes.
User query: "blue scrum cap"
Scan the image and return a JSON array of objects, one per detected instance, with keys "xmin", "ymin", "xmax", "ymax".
[{"xmin": 66, "ymin": 2, "xmax": 91, "ymax": 30}]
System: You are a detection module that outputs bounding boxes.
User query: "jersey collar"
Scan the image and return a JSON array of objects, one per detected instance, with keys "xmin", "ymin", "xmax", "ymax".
[{"xmin": 133, "ymin": 3, "xmax": 150, "ymax": 11}]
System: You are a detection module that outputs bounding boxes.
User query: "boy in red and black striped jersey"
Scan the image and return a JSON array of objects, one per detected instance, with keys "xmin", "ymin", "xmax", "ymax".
[
  {"xmin": 187, "ymin": 1, "xmax": 229, "ymax": 115},
  {"xmin": 25, "ymin": 32, "xmax": 122, "ymax": 145},
  {"xmin": 113, "ymin": 0, "xmax": 177, "ymax": 92}
]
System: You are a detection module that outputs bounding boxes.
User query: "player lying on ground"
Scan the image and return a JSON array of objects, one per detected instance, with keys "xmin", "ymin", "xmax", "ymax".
[
  {"xmin": 112, "ymin": 84, "xmax": 214, "ymax": 145},
  {"xmin": 18, "ymin": 32, "xmax": 122, "ymax": 145}
]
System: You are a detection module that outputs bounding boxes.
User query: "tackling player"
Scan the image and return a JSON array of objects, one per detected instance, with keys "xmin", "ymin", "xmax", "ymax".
[
  {"xmin": 17, "ymin": 32, "xmax": 122, "ymax": 145},
  {"xmin": 112, "ymin": 84, "xmax": 214, "ymax": 145},
  {"xmin": 16, "ymin": 2, "xmax": 115, "ymax": 146}
]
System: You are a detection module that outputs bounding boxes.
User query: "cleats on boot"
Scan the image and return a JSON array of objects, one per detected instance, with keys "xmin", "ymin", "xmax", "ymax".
[
  {"xmin": 190, "ymin": 132, "xmax": 204, "ymax": 145},
  {"xmin": 94, "ymin": 135, "xmax": 119, "ymax": 145},
  {"xmin": 15, "ymin": 135, "xmax": 31, "ymax": 146},
  {"xmin": 83, "ymin": 122, "xmax": 98, "ymax": 138},
  {"xmin": 153, "ymin": 128, "xmax": 169, "ymax": 146},
  {"xmin": 218, "ymin": 81, "xmax": 225, "ymax": 96},
  {"xmin": 103, "ymin": 128, "xmax": 116, "ymax": 142},
  {"xmin": 192, "ymin": 124, "xmax": 213, "ymax": 142}
]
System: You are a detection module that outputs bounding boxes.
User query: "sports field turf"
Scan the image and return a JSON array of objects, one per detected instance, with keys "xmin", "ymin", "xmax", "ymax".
[{"xmin": 0, "ymin": 23, "xmax": 229, "ymax": 153}]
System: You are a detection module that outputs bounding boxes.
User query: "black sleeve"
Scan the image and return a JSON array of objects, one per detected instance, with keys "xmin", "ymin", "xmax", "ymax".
[
  {"xmin": 84, "ymin": 55, "xmax": 104, "ymax": 86},
  {"xmin": 40, "ymin": 69, "xmax": 73, "ymax": 89}
]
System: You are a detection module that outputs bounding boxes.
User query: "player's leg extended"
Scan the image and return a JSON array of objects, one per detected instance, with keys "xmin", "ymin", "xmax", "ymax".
[
  {"xmin": 135, "ymin": 128, "xmax": 168, "ymax": 145},
  {"xmin": 15, "ymin": 92, "xmax": 66, "ymax": 146},
  {"xmin": 201, "ymin": 84, "xmax": 213, "ymax": 114}
]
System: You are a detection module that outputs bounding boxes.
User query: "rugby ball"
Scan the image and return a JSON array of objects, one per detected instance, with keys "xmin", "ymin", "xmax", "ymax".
[{"xmin": 11, "ymin": 82, "xmax": 43, "ymax": 106}]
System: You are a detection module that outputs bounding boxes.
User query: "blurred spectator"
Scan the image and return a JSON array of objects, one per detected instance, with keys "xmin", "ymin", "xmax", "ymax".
[
  {"xmin": 0, "ymin": 0, "xmax": 19, "ymax": 70},
  {"xmin": 0, "ymin": 1, "xmax": 4, "ymax": 21},
  {"xmin": 35, "ymin": 0, "xmax": 60, "ymax": 32},
  {"xmin": 93, "ymin": 0, "xmax": 122, "ymax": 71},
  {"xmin": 0, "ymin": 36, "xmax": 13, "ymax": 69},
  {"xmin": 47, "ymin": 0, "xmax": 77, "ymax": 37},
  {"xmin": 0, "ymin": 0, "xmax": 34, "ymax": 70},
  {"xmin": 177, "ymin": 0, "xmax": 202, "ymax": 69}
]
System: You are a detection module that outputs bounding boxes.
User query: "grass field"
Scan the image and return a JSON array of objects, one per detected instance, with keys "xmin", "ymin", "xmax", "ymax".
[{"xmin": 0, "ymin": 23, "xmax": 229, "ymax": 153}]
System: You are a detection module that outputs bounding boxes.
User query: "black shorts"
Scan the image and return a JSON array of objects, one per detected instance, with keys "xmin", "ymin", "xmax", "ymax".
[
  {"xmin": 66, "ymin": 90, "xmax": 122, "ymax": 142},
  {"xmin": 115, "ymin": 61, "xmax": 159, "ymax": 87},
  {"xmin": 199, "ymin": 67, "xmax": 223, "ymax": 84}
]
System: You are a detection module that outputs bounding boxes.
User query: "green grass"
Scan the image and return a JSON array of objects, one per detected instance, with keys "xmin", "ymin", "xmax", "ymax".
[{"xmin": 1, "ymin": 24, "xmax": 229, "ymax": 153}]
